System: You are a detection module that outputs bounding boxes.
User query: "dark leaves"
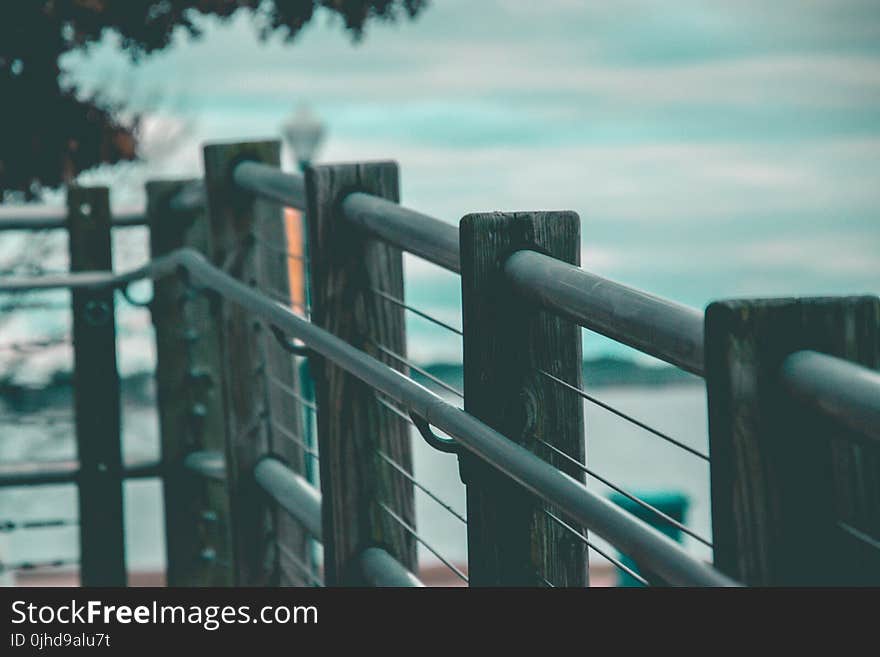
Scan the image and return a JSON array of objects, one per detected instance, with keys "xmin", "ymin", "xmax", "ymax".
[{"xmin": 0, "ymin": 0, "xmax": 428, "ymax": 201}]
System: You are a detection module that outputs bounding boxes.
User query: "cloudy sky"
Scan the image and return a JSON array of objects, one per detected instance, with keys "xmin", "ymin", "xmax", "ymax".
[{"xmin": 62, "ymin": 0, "xmax": 880, "ymax": 362}]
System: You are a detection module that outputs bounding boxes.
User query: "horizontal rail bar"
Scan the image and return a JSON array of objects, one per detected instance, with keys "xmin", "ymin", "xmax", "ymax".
[
  {"xmin": 229, "ymin": 161, "xmax": 459, "ymax": 271},
  {"xmin": 0, "ymin": 518, "xmax": 79, "ymax": 532},
  {"xmin": 0, "ymin": 461, "xmax": 78, "ymax": 487},
  {"xmin": 780, "ymin": 350, "xmax": 880, "ymax": 444},
  {"xmin": 2, "ymin": 248, "xmax": 733, "ymax": 586},
  {"xmin": 232, "ymin": 161, "xmax": 306, "ymax": 210},
  {"xmin": 168, "ymin": 180, "xmax": 206, "ymax": 214},
  {"xmin": 0, "ymin": 459, "xmax": 161, "ymax": 488},
  {"xmin": 358, "ymin": 547, "xmax": 424, "ymax": 587},
  {"xmin": 504, "ymin": 250, "xmax": 706, "ymax": 376},
  {"xmin": 183, "ymin": 450, "xmax": 226, "ymax": 482},
  {"xmin": 228, "ymin": 161, "xmax": 703, "ymax": 375},
  {"xmin": 254, "ymin": 457, "xmax": 322, "ymax": 539},
  {"xmin": 0, "ymin": 183, "xmax": 203, "ymax": 230},
  {"xmin": 124, "ymin": 460, "xmax": 163, "ymax": 480},
  {"xmin": 0, "ymin": 557, "xmax": 80, "ymax": 573},
  {"xmin": 0, "ymin": 206, "xmax": 145, "ymax": 230},
  {"xmin": 342, "ymin": 193, "xmax": 460, "ymax": 273},
  {"xmin": 0, "ymin": 271, "xmax": 119, "ymax": 293},
  {"xmin": 255, "ymin": 458, "xmax": 422, "ymax": 586}
]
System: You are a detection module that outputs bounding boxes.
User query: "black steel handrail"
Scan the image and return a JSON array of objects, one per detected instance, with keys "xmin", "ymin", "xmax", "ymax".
[{"xmin": 0, "ymin": 248, "xmax": 734, "ymax": 586}]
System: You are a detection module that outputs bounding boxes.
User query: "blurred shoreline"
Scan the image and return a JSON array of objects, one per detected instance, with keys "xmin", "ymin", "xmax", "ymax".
[{"xmin": 1, "ymin": 356, "xmax": 699, "ymax": 412}]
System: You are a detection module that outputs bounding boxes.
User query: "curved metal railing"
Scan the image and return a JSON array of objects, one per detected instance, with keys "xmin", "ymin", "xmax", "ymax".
[
  {"xmin": 3, "ymin": 154, "xmax": 877, "ymax": 588},
  {"xmin": 0, "ymin": 245, "xmax": 733, "ymax": 585}
]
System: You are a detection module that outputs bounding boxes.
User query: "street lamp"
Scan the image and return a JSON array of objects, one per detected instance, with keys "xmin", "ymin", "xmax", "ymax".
[{"xmin": 281, "ymin": 105, "xmax": 325, "ymax": 172}]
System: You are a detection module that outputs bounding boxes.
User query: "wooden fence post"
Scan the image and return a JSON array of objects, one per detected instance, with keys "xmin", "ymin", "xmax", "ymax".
[
  {"xmin": 203, "ymin": 141, "xmax": 311, "ymax": 586},
  {"xmin": 706, "ymin": 296, "xmax": 880, "ymax": 585},
  {"xmin": 67, "ymin": 186, "xmax": 126, "ymax": 586},
  {"xmin": 305, "ymin": 161, "xmax": 417, "ymax": 585},
  {"xmin": 147, "ymin": 179, "xmax": 233, "ymax": 586},
  {"xmin": 459, "ymin": 211, "xmax": 587, "ymax": 587}
]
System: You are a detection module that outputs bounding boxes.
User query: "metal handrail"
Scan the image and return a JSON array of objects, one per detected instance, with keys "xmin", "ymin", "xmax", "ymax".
[
  {"xmin": 0, "ymin": 458, "xmax": 161, "ymax": 488},
  {"xmin": 0, "ymin": 271, "xmax": 119, "ymax": 293},
  {"xmin": 0, "ymin": 206, "xmax": 145, "ymax": 230},
  {"xmin": 3, "ymin": 162, "xmax": 875, "ymax": 586},
  {"xmin": 342, "ymin": 192, "xmax": 461, "ymax": 273},
  {"xmin": 168, "ymin": 180, "xmax": 207, "ymax": 214},
  {"xmin": 183, "ymin": 450, "xmax": 226, "ymax": 482},
  {"xmin": 254, "ymin": 457, "xmax": 322, "ymax": 539},
  {"xmin": 0, "ymin": 248, "xmax": 733, "ymax": 586},
  {"xmin": 505, "ymin": 251, "xmax": 705, "ymax": 375},
  {"xmin": 229, "ymin": 161, "xmax": 705, "ymax": 374},
  {"xmin": 230, "ymin": 161, "xmax": 458, "ymax": 269},
  {"xmin": 253, "ymin": 456, "xmax": 423, "ymax": 586},
  {"xmin": 0, "ymin": 179, "xmax": 206, "ymax": 231},
  {"xmin": 781, "ymin": 350, "xmax": 880, "ymax": 444},
  {"xmin": 233, "ymin": 161, "xmax": 306, "ymax": 211},
  {"xmin": 0, "ymin": 160, "xmax": 706, "ymax": 373},
  {"xmin": 358, "ymin": 547, "xmax": 425, "ymax": 587}
]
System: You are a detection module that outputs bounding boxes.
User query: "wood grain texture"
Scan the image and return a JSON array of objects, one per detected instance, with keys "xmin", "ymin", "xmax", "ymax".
[
  {"xmin": 67, "ymin": 186, "xmax": 126, "ymax": 586},
  {"xmin": 148, "ymin": 179, "xmax": 233, "ymax": 586},
  {"xmin": 460, "ymin": 211, "xmax": 587, "ymax": 587},
  {"xmin": 706, "ymin": 296, "xmax": 880, "ymax": 585},
  {"xmin": 203, "ymin": 141, "xmax": 280, "ymax": 586},
  {"xmin": 305, "ymin": 161, "xmax": 416, "ymax": 585}
]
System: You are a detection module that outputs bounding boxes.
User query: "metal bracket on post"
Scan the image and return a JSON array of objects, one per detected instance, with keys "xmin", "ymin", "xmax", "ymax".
[
  {"xmin": 409, "ymin": 411, "xmax": 460, "ymax": 455},
  {"xmin": 270, "ymin": 325, "xmax": 312, "ymax": 357}
]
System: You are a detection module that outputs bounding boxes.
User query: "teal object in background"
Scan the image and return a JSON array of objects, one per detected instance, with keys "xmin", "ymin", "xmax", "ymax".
[{"xmin": 609, "ymin": 491, "xmax": 689, "ymax": 587}]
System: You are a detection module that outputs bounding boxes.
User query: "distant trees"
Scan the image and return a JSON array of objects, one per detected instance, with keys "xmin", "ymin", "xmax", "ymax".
[{"xmin": 1, "ymin": 1, "xmax": 427, "ymax": 201}]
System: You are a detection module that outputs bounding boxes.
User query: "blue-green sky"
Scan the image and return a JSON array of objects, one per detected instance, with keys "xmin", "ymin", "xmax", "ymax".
[{"xmin": 63, "ymin": 0, "xmax": 880, "ymax": 362}]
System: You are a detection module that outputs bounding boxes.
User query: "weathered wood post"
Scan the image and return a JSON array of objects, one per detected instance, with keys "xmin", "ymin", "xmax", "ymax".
[
  {"xmin": 459, "ymin": 211, "xmax": 587, "ymax": 587},
  {"xmin": 706, "ymin": 296, "xmax": 880, "ymax": 585},
  {"xmin": 304, "ymin": 161, "xmax": 417, "ymax": 585},
  {"xmin": 67, "ymin": 186, "xmax": 126, "ymax": 586},
  {"xmin": 148, "ymin": 179, "xmax": 233, "ymax": 586},
  {"xmin": 203, "ymin": 141, "xmax": 310, "ymax": 586}
]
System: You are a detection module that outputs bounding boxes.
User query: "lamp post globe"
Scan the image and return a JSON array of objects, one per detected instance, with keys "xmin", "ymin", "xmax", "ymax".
[{"xmin": 281, "ymin": 105, "xmax": 325, "ymax": 172}]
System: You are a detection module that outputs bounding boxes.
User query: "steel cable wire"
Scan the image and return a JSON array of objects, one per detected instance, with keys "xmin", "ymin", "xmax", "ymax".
[{"xmin": 538, "ymin": 369, "xmax": 710, "ymax": 461}]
